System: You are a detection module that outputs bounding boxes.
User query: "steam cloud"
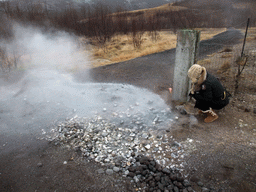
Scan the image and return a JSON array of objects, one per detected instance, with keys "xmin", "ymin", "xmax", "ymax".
[{"xmin": 1, "ymin": 24, "xmax": 92, "ymax": 72}]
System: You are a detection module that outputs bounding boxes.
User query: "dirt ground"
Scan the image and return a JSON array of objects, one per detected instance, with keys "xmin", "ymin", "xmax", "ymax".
[
  {"xmin": 0, "ymin": 29, "xmax": 256, "ymax": 192},
  {"xmin": 87, "ymin": 65, "xmax": 256, "ymax": 192},
  {"xmin": 82, "ymin": 29, "xmax": 256, "ymax": 191}
]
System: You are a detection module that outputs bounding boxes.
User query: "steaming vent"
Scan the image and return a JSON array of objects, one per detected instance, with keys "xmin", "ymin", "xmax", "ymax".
[{"xmin": 1, "ymin": 25, "xmax": 190, "ymax": 170}]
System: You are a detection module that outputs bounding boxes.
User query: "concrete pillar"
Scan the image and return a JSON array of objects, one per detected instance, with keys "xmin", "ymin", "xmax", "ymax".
[{"xmin": 172, "ymin": 29, "xmax": 200, "ymax": 102}]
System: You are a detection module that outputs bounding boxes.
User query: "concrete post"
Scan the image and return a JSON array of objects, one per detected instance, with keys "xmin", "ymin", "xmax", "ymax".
[{"xmin": 172, "ymin": 29, "xmax": 200, "ymax": 102}]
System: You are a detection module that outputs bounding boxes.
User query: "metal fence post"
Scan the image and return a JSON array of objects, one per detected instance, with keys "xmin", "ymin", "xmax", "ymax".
[{"xmin": 172, "ymin": 29, "xmax": 200, "ymax": 102}]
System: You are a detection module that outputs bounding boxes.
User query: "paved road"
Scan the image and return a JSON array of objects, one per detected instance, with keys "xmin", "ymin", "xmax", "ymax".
[{"xmin": 80, "ymin": 28, "xmax": 243, "ymax": 93}]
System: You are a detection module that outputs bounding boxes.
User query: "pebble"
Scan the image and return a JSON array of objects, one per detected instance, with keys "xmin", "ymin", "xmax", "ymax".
[
  {"xmin": 124, "ymin": 170, "xmax": 129, "ymax": 175},
  {"xmin": 145, "ymin": 144, "xmax": 151, "ymax": 150},
  {"xmin": 183, "ymin": 180, "xmax": 191, "ymax": 187},
  {"xmin": 106, "ymin": 169, "xmax": 114, "ymax": 175},
  {"xmin": 202, "ymin": 187, "xmax": 210, "ymax": 192},
  {"xmin": 173, "ymin": 186, "xmax": 179, "ymax": 192},
  {"xmin": 97, "ymin": 168, "xmax": 104, "ymax": 174},
  {"xmin": 43, "ymin": 115, "xmax": 194, "ymax": 191},
  {"xmin": 113, "ymin": 167, "xmax": 120, "ymax": 172}
]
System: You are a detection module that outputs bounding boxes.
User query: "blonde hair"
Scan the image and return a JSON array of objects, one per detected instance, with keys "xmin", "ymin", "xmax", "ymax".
[{"xmin": 188, "ymin": 64, "xmax": 207, "ymax": 84}]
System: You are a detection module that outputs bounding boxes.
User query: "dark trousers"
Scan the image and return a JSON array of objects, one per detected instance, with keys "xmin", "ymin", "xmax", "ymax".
[{"xmin": 195, "ymin": 97, "xmax": 229, "ymax": 111}]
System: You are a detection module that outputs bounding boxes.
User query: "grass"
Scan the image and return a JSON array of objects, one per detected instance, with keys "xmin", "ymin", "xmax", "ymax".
[
  {"xmin": 80, "ymin": 3, "xmax": 187, "ymax": 24},
  {"xmin": 197, "ymin": 59, "xmax": 211, "ymax": 65},
  {"xmin": 126, "ymin": 3, "xmax": 187, "ymax": 15},
  {"xmin": 87, "ymin": 28, "xmax": 227, "ymax": 68},
  {"xmin": 112, "ymin": 3, "xmax": 187, "ymax": 18},
  {"xmin": 243, "ymin": 27, "xmax": 256, "ymax": 41}
]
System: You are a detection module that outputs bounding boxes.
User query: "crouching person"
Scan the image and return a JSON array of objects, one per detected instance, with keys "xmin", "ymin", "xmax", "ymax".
[{"xmin": 187, "ymin": 64, "xmax": 229, "ymax": 123}]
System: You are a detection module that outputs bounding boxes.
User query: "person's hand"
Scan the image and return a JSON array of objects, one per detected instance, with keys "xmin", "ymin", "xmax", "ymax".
[
  {"xmin": 189, "ymin": 87, "xmax": 195, "ymax": 95},
  {"xmin": 189, "ymin": 91, "xmax": 194, "ymax": 96}
]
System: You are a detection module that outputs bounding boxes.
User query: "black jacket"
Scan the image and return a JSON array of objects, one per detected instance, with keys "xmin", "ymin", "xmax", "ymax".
[{"xmin": 190, "ymin": 73, "xmax": 229, "ymax": 111}]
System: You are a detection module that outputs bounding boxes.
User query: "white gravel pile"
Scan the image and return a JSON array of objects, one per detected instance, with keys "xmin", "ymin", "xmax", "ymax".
[{"xmin": 45, "ymin": 114, "xmax": 187, "ymax": 173}]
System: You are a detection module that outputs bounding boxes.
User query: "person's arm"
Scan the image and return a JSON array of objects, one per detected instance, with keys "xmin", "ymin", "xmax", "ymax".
[{"xmin": 190, "ymin": 83, "xmax": 213, "ymax": 102}]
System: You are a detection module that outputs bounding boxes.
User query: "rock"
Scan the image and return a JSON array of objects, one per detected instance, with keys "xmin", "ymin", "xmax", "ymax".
[
  {"xmin": 142, "ymin": 133, "xmax": 149, "ymax": 139},
  {"xmin": 158, "ymin": 182, "xmax": 164, "ymax": 190},
  {"xmin": 155, "ymin": 176, "xmax": 161, "ymax": 182},
  {"xmin": 162, "ymin": 168, "xmax": 170, "ymax": 174},
  {"xmin": 175, "ymin": 105, "xmax": 187, "ymax": 115},
  {"xmin": 180, "ymin": 109, "xmax": 187, "ymax": 115},
  {"xmin": 170, "ymin": 174, "xmax": 177, "ymax": 181},
  {"xmin": 197, "ymin": 181, "xmax": 204, "ymax": 187},
  {"xmin": 176, "ymin": 174, "xmax": 184, "ymax": 182},
  {"xmin": 175, "ymin": 182, "xmax": 183, "ymax": 189},
  {"xmin": 113, "ymin": 167, "xmax": 120, "ymax": 172},
  {"xmin": 253, "ymin": 108, "xmax": 256, "ymax": 114},
  {"xmin": 37, "ymin": 163, "xmax": 43, "ymax": 167},
  {"xmin": 167, "ymin": 184, "xmax": 174, "ymax": 190},
  {"xmin": 145, "ymin": 144, "xmax": 151, "ymax": 150},
  {"xmin": 190, "ymin": 176, "xmax": 199, "ymax": 182},
  {"xmin": 149, "ymin": 181, "xmax": 156, "ymax": 187},
  {"xmin": 139, "ymin": 157, "xmax": 150, "ymax": 165},
  {"xmin": 43, "ymin": 115, "xmax": 193, "ymax": 192},
  {"xmin": 124, "ymin": 170, "xmax": 129, "ymax": 175},
  {"xmin": 148, "ymin": 164, "xmax": 156, "ymax": 172},
  {"xmin": 244, "ymin": 108, "xmax": 250, "ymax": 112},
  {"xmin": 134, "ymin": 176, "xmax": 139, "ymax": 183},
  {"xmin": 171, "ymin": 141, "xmax": 180, "ymax": 148},
  {"xmin": 173, "ymin": 186, "xmax": 179, "ymax": 192},
  {"xmin": 183, "ymin": 180, "xmax": 191, "ymax": 187},
  {"xmin": 97, "ymin": 168, "xmax": 104, "ymax": 174},
  {"xmin": 150, "ymin": 160, "xmax": 156, "ymax": 166},
  {"xmin": 142, "ymin": 170, "xmax": 148, "ymax": 176},
  {"xmin": 202, "ymin": 187, "xmax": 210, "ymax": 192},
  {"xmin": 128, "ymin": 166, "xmax": 136, "ymax": 172},
  {"xmin": 128, "ymin": 172, "xmax": 136, "ymax": 178},
  {"xmin": 106, "ymin": 169, "xmax": 114, "ymax": 175}
]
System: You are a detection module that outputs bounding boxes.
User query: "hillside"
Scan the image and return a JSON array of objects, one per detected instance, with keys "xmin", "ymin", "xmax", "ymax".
[
  {"xmin": 173, "ymin": 0, "xmax": 256, "ymax": 27},
  {"xmin": 85, "ymin": 0, "xmax": 178, "ymax": 11}
]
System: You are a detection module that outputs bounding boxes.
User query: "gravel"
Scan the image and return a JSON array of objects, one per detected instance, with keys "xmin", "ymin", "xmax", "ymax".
[{"xmin": 43, "ymin": 114, "xmax": 204, "ymax": 191}]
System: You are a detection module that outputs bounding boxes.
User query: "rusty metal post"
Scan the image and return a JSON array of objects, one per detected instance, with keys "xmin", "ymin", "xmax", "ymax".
[{"xmin": 172, "ymin": 29, "xmax": 200, "ymax": 102}]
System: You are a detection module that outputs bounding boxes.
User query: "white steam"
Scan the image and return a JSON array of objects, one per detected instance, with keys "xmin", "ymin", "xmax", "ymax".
[{"xmin": 1, "ymin": 24, "xmax": 92, "ymax": 72}]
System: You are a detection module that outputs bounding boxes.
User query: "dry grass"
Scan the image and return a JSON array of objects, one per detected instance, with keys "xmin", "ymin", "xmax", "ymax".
[
  {"xmin": 217, "ymin": 61, "xmax": 231, "ymax": 74},
  {"xmin": 243, "ymin": 27, "xmax": 256, "ymax": 42},
  {"xmin": 113, "ymin": 3, "xmax": 187, "ymax": 18},
  {"xmin": 197, "ymin": 59, "xmax": 211, "ymax": 65},
  {"xmin": 127, "ymin": 3, "xmax": 187, "ymax": 15},
  {"xmin": 194, "ymin": 28, "xmax": 227, "ymax": 41},
  {"xmin": 81, "ymin": 3, "xmax": 187, "ymax": 23},
  {"xmin": 87, "ymin": 28, "xmax": 227, "ymax": 67},
  {"xmin": 221, "ymin": 53, "xmax": 233, "ymax": 58},
  {"xmin": 232, "ymin": 2, "xmax": 256, "ymax": 9}
]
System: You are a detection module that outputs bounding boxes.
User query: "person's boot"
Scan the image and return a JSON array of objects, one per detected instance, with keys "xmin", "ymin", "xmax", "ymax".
[
  {"xmin": 204, "ymin": 108, "xmax": 218, "ymax": 123},
  {"xmin": 198, "ymin": 110, "xmax": 203, "ymax": 115}
]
